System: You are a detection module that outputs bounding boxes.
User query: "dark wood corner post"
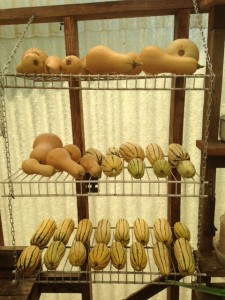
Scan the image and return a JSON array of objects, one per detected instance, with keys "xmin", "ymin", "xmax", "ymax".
[
  {"xmin": 167, "ymin": 9, "xmax": 190, "ymax": 300},
  {"xmin": 63, "ymin": 16, "xmax": 92, "ymax": 300},
  {"xmin": 198, "ymin": 5, "xmax": 225, "ymax": 257},
  {"xmin": 63, "ymin": 16, "xmax": 89, "ymax": 222}
]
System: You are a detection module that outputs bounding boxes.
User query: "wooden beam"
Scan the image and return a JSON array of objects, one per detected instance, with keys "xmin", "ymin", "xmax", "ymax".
[
  {"xmin": 196, "ymin": 140, "xmax": 225, "ymax": 156},
  {"xmin": 200, "ymin": 0, "xmax": 225, "ymax": 10},
  {"xmin": 0, "ymin": 246, "xmax": 24, "ymax": 269},
  {"xmin": 63, "ymin": 17, "xmax": 89, "ymax": 222},
  {"xmin": 199, "ymin": 6, "xmax": 225, "ymax": 256},
  {"xmin": 0, "ymin": 0, "xmax": 210, "ymax": 25},
  {"xmin": 167, "ymin": 9, "xmax": 190, "ymax": 300},
  {"xmin": 0, "ymin": 212, "xmax": 4, "ymax": 246},
  {"xmin": 124, "ymin": 275, "xmax": 183, "ymax": 300},
  {"xmin": 0, "ymin": 277, "xmax": 37, "ymax": 298},
  {"xmin": 63, "ymin": 16, "xmax": 92, "ymax": 300},
  {"xmin": 208, "ymin": 5, "xmax": 225, "ymax": 29}
]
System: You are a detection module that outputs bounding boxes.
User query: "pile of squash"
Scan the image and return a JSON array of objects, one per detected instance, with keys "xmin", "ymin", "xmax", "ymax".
[
  {"xmin": 17, "ymin": 216, "xmax": 195, "ymax": 276},
  {"xmin": 21, "ymin": 133, "xmax": 196, "ymax": 179},
  {"xmin": 16, "ymin": 38, "xmax": 202, "ymax": 76}
]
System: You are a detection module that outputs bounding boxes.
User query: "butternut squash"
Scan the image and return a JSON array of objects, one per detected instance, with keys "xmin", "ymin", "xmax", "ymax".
[
  {"xmin": 22, "ymin": 158, "xmax": 56, "ymax": 177},
  {"xmin": 125, "ymin": 52, "xmax": 143, "ymax": 75},
  {"xmin": 46, "ymin": 148, "xmax": 85, "ymax": 179},
  {"xmin": 22, "ymin": 47, "xmax": 48, "ymax": 63},
  {"xmin": 17, "ymin": 53, "xmax": 45, "ymax": 74},
  {"xmin": 139, "ymin": 45, "xmax": 199, "ymax": 75},
  {"xmin": 61, "ymin": 55, "xmax": 82, "ymax": 74},
  {"xmin": 30, "ymin": 133, "xmax": 63, "ymax": 164},
  {"xmin": 45, "ymin": 55, "xmax": 62, "ymax": 74},
  {"xmin": 85, "ymin": 45, "xmax": 141, "ymax": 75},
  {"xmin": 80, "ymin": 154, "xmax": 102, "ymax": 178},
  {"xmin": 63, "ymin": 144, "xmax": 81, "ymax": 163},
  {"xmin": 80, "ymin": 56, "xmax": 91, "ymax": 75},
  {"xmin": 165, "ymin": 38, "xmax": 199, "ymax": 61}
]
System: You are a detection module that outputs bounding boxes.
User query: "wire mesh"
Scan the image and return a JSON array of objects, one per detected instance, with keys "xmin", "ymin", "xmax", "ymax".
[
  {"xmin": 1, "ymin": 165, "xmax": 208, "ymax": 198},
  {"xmin": 1, "ymin": 73, "xmax": 211, "ymax": 91}
]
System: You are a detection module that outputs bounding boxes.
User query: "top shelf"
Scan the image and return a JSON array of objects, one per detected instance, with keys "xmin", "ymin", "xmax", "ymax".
[{"xmin": 1, "ymin": 73, "xmax": 210, "ymax": 91}]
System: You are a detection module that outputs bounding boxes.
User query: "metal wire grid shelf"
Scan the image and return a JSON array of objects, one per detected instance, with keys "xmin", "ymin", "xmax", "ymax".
[
  {"xmin": 17, "ymin": 226, "xmax": 202, "ymax": 285},
  {"xmin": 1, "ymin": 166, "xmax": 208, "ymax": 198},
  {"xmin": 0, "ymin": 73, "xmax": 210, "ymax": 91}
]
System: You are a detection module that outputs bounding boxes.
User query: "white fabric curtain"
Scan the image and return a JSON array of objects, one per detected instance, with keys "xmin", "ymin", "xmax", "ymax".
[{"xmin": 0, "ymin": 1, "xmax": 225, "ymax": 300}]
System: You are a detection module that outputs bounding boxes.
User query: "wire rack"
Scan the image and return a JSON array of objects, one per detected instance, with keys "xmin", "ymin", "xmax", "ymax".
[
  {"xmin": 0, "ymin": 73, "xmax": 211, "ymax": 91},
  {"xmin": 0, "ymin": 165, "xmax": 208, "ymax": 198},
  {"xmin": 16, "ymin": 226, "xmax": 202, "ymax": 285}
]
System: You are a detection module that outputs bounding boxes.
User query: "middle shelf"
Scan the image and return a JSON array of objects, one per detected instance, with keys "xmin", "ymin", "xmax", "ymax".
[{"xmin": 1, "ymin": 166, "xmax": 207, "ymax": 198}]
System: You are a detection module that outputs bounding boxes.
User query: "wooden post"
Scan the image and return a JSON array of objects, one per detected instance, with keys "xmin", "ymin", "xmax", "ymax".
[
  {"xmin": 63, "ymin": 16, "xmax": 89, "ymax": 222},
  {"xmin": 63, "ymin": 16, "xmax": 92, "ymax": 300},
  {"xmin": 199, "ymin": 5, "xmax": 225, "ymax": 256},
  {"xmin": 167, "ymin": 9, "xmax": 190, "ymax": 300},
  {"xmin": 0, "ymin": 212, "xmax": 4, "ymax": 246}
]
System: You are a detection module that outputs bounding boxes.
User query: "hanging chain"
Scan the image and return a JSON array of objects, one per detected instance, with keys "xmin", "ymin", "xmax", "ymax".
[
  {"xmin": 0, "ymin": 13, "xmax": 35, "ymax": 281},
  {"xmin": 191, "ymin": 0, "xmax": 215, "ymax": 276}
]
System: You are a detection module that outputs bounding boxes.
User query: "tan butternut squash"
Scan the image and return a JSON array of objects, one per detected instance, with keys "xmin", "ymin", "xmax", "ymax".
[
  {"xmin": 61, "ymin": 55, "xmax": 82, "ymax": 74},
  {"xmin": 46, "ymin": 148, "xmax": 85, "ymax": 179},
  {"xmin": 165, "ymin": 38, "xmax": 199, "ymax": 61},
  {"xmin": 17, "ymin": 53, "xmax": 45, "ymax": 74},
  {"xmin": 45, "ymin": 55, "xmax": 62, "ymax": 74},
  {"xmin": 85, "ymin": 45, "xmax": 141, "ymax": 75},
  {"xmin": 63, "ymin": 144, "xmax": 81, "ymax": 163},
  {"xmin": 125, "ymin": 52, "xmax": 143, "ymax": 75},
  {"xmin": 30, "ymin": 133, "xmax": 63, "ymax": 164},
  {"xmin": 22, "ymin": 47, "xmax": 48, "ymax": 63},
  {"xmin": 139, "ymin": 45, "xmax": 199, "ymax": 75},
  {"xmin": 22, "ymin": 158, "xmax": 56, "ymax": 177},
  {"xmin": 80, "ymin": 56, "xmax": 90, "ymax": 75},
  {"xmin": 80, "ymin": 154, "xmax": 102, "ymax": 178}
]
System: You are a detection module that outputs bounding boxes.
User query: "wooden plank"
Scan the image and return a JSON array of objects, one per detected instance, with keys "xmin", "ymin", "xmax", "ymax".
[
  {"xmin": 0, "ymin": 246, "xmax": 24, "ymax": 269},
  {"xmin": 38, "ymin": 282, "xmax": 91, "ymax": 294},
  {"xmin": 0, "ymin": 277, "xmax": 36, "ymax": 297},
  {"xmin": 199, "ymin": 7, "xmax": 225, "ymax": 257},
  {"xmin": 0, "ymin": 0, "xmax": 210, "ymax": 25},
  {"xmin": 196, "ymin": 140, "xmax": 225, "ymax": 156},
  {"xmin": 124, "ymin": 275, "xmax": 183, "ymax": 300}
]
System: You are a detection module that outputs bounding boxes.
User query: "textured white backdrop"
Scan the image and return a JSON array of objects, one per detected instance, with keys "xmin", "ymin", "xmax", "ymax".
[{"xmin": 0, "ymin": 1, "xmax": 225, "ymax": 299}]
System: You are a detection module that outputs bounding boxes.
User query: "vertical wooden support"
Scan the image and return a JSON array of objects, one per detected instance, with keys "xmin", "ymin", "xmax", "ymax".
[
  {"xmin": 63, "ymin": 17, "xmax": 89, "ymax": 222},
  {"xmin": 0, "ymin": 212, "xmax": 4, "ymax": 246},
  {"xmin": 63, "ymin": 17, "xmax": 92, "ymax": 300},
  {"xmin": 168, "ymin": 8, "xmax": 190, "ymax": 223},
  {"xmin": 167, "ymin": 9, "xmax": 190, "ymax": 300},
  {"xmin": 198, "ymin": 5, "xmax": 225, "ymax": 256}
]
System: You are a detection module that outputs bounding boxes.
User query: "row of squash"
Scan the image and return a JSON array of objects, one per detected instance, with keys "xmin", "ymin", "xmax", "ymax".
[
  {"xmin": 17, "ymin": 217, "xmax": 195, "ymax": 277},
  {"xmin": 16, "ymin": 38, "xmax": 201, "ymax": 76},
  {"xmin": 22, "ymin": 133, "xmax": 196, "ymax": 179}
]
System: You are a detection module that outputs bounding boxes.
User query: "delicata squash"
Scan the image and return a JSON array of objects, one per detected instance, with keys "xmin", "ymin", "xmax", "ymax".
[
  {"xmin": 139, "ymin": 45, "xmax": 200, "ymax": 75},
  {"xmin": 85, "ymin": 45, "xmax": 141, "ymax": 75}
]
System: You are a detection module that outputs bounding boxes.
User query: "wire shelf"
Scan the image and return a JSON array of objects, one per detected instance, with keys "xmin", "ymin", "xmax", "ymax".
[
  {"xmin": 16, "ymin": 226, "xmax": 203, "ymax": 285},
  {"xmin": 1, "ymin": 166, "xmax": 208, "ymax": 198},
  {"xmin": 0, "ymin": 73, "xmax": 210, "ymax": 91}
]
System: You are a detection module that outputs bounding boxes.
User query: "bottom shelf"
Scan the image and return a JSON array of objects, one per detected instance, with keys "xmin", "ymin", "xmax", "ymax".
[{"xmin": 0, "ymin": 245, "xmax": 202, "ymax": 285}]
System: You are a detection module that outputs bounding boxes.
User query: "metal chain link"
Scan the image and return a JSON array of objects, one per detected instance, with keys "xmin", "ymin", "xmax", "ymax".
[
  {"xmin": 0, "ymin": 14, "xmax": 35, "ymax": 281},
  {"xmin": 191, "ymin": 0, "xmax": 215, "ymax": 276}
]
